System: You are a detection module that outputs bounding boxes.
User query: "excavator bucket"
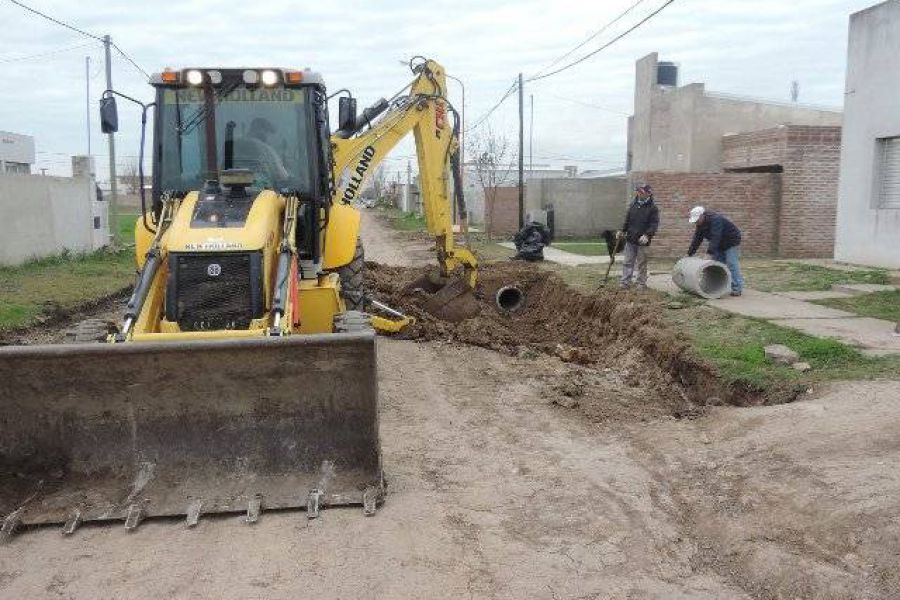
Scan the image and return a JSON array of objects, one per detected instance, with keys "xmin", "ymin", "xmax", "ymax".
[
  {"xmin": 403, "ymin": 270, "xmax": 480, "ymax": 323},
  {"xmin": 0, "ymin": 333, "xmax": 383, "ymax": 536}
]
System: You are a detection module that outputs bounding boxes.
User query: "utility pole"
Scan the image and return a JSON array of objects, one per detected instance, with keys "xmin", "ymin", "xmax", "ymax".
[
  {"xmin": 103, "ymin": 34, "xmax": 119, "ymax": 246},
  {"xmin": 86, "ymin": 56, "xmax": 91, "ymax": 156},
  {"xmin": 406, "ymin": 160, "xmax": 412, "ymax": 213},
  {"xmin": 517, "ymin": 73, "xmax": 524, "ymax": 230},
  {"xmin": 529, "ymin": 94, "xmax": 534, "ymax": 177}
]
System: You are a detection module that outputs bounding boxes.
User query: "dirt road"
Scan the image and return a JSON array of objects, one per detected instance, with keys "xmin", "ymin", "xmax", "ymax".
[{"xmin": 1, "ymin": 210, "xmax": 897, "ymax": 599}]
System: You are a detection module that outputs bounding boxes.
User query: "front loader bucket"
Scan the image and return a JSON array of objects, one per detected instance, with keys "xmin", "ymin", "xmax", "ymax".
[{"xmin": 0, "ymin": 333, "xmax": 383, "ymax": 534}]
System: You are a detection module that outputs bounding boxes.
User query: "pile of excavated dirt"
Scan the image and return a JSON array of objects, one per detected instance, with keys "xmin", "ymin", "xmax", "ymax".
[{"xmin": 368, "ymin": 261, "xmax": 760, "ymax": 419}]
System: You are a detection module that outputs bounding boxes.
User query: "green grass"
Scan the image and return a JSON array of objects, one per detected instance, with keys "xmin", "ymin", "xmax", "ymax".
[
  {"xmin": 812, "ymin": 290, "xmax": 900, "ymax": 322},
  {"xmin": 470, "ymin": 236, "xmax": 515, "ymax": 262},
  {"xmin": 552, "ymin": 236, "xmax": 605, "ymax": 244},
  {"xmin": 552, "ymin": 242, "xmax": 608, "ymax": 257},
  {"xmin": 742, "ymin": 261, "xmax": 890, "ymax": 293},
  {"xmin": 115, "ymin": 212, "xmax": 141, "ymax": 245},
  {"xmin": 0, "ymin": 249, "xmax": 135, "ymax": 331},
  {"xmin": 378, "ymin": 207, "xmax": 427, "ymax": 232},
  {"xmin": 665, "ymin": 305, "xmax": 900, "ymax": 390}
]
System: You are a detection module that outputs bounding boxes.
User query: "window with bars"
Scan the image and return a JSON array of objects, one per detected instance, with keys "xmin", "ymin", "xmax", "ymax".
[{"xmin": 875, "ymin": 136, "xmax": 900, "ymax": 209}]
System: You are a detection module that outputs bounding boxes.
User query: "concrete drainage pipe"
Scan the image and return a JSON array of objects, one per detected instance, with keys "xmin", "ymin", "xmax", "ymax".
[
  {"xmin": 672, "ymin": 257, "xmax": 732, "ymax": 299},
  {"xmin": 495, "ymin": 285, "xmax": 525, "ymax": 312}
]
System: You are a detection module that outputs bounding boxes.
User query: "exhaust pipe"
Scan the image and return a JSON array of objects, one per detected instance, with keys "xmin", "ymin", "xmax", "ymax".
[{"xmin": 495, "ymin": 286, "xmax": 525, "ymax": 312}]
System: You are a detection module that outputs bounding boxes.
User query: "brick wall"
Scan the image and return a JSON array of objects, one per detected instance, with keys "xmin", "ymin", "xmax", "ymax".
[
  {"xmin": 780, "ymin": 126, "xmax": 842, "ymax": 258},
  {"xmin": 628, "ymin": 172, "xmax": 782, "ymax": 257},
  {"xmin": 722, "ymin": 127, "xmax": 786, "ymax": 169},
  {"xmin": 484, "ymin": 186, "xmax": 521, "ymax": 236},
  {"xmin": 721, "ymin": 125, "xmax": 841, "ymax": 258}
]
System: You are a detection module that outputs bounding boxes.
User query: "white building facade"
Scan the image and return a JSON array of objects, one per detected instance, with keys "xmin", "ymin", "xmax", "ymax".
[
  {"xmin": 0, "ymin": 130, "xmax": 35, "ymax": 174},
  {"xmin": 835, "ymin": 0, "xmax": 900, "ymax": 268}
]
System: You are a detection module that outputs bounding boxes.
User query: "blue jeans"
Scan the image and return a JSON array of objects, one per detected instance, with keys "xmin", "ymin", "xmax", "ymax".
[{"xmin": 714, "ymin": 246, "xmax": 744, "ymax": 293}]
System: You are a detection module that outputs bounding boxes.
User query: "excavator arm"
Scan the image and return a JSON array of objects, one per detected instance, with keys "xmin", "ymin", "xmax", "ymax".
[{"xmin": 330, "ymin": 59, "xmax": 478, "ymax": 289}]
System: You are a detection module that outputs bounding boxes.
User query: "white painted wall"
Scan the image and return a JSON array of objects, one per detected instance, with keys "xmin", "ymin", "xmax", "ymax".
[
  {"xmin": 835, "ymin": 0, "xmax": 900, "ymax": 268},
  {"xmin": 0, "ymin": 131, "xmax": 35, "ymax": 165},
  {"xmin": 0, "ymin": 173, "xmax": 109, "ymax": 265}
]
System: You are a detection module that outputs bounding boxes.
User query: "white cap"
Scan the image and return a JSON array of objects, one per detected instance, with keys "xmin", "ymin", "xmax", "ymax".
[{"xmin": 689, "ymin": 206, "xmax": 705, "ymax": 224}]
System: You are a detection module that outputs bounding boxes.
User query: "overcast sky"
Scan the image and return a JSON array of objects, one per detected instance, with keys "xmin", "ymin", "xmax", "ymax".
[{"xmin": 0, "ymin": 0, "xmax": 876, "ymax": 181}]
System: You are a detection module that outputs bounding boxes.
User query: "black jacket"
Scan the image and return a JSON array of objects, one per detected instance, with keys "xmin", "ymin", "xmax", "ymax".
[
  {"xmin": 688, "ymin": 212, "xmax": 742, "ymax": 257},
  {"xmin": 622, "ymin": 197, "xmax": 659, "ymax": 245}
]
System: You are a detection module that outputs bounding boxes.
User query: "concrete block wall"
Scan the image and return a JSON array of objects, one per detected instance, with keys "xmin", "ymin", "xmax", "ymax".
[
  {"xmin": 526, "ymin": 177, "xmax": 627, "ymax": 237},
  {"xmin": 0, "ymin": 173, "xmax": 108, "ymax": 265},
  {"xmin": 628, "ymin": 171, "xmax": 781, "ymax": 257}
]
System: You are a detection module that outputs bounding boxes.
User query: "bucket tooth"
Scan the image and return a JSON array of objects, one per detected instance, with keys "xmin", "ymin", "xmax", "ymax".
[
  {"xmin": 61, "ymin": 508, "xmax": 83, "ymax": 536},
  {"xmin": 307, "ymin": 489, "xmax": 323, "ymax": 520},
  {"xmin": 362, "ymin": 486, "xmax": 380, "ymax": 516},
  {"xmin": 245, "ymin": 496, "xmax": 262, "ymax": 524},
  {"xmin": 185, "ymin": 500, "xmax": 203, "ymax": 528},
  {"xmin": 0, "ymin": 509, "xmax": 23, "ymax": 544},
  {"xmin": 124, "ymin": 503, "xmax": 145, "ymax": 531}
]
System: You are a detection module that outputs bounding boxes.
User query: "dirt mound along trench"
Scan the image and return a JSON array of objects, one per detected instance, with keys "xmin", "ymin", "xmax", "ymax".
[{"xmin": 367, "ymin": 261, "xmax": 750, "ymax": 419}]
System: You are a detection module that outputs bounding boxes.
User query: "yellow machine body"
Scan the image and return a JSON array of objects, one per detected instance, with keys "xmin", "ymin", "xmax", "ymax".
[{"xmin": 0, "ymin": 59, "xmax": 478, "ymax": 534}]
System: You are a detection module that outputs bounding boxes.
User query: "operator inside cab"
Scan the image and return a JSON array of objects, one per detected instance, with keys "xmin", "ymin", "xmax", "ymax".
[{"xmin": 152, "ymin": 68, "xmax": 327, "ymax": 204}]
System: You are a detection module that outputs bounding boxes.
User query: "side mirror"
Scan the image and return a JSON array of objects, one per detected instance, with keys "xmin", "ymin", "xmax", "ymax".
[
  {"xmin": 338, "ymin": 96, "xmax": 357, "ymax": 132},
  {"xmin": 100, "ymin": 96, "xmax": 119, "ymax": 134}
]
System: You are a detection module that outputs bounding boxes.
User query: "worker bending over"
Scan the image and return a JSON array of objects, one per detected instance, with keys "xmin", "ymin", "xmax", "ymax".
[
  {"xmin": 618, "ymin": 184, "xmax": 659, "ymax": 289},
  {"xmin": 687, "ymin": 206, "xmax": 744, "ymax": 296}
]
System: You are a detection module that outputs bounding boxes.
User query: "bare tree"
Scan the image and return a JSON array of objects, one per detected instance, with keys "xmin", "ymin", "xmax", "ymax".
[
  {"xmin": 372, "ymin": 166, "xmax": 386, "ymax": 202},
  {"xmin": 467, "ymin": 126, "xmax": 514, "ymax": 238},
  {"xmin": 120, "ymin": 158, "xmax": 141, "ymax": 195}
]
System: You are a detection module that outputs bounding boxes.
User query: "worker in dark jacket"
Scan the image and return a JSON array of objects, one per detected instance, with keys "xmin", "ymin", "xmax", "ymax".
[
  {"xmin": 618, "ymin": 184, "xmax": 659, "ymax": 289},
  {"xmin": 687, "ymin": 206, "xmax": 744, "ymax": 296}
]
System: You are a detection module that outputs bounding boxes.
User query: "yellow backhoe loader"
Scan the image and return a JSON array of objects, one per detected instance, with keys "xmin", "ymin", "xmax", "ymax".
[{"xmin": 0, "ymin": 58, "xmax": 477, "ymax": 539}]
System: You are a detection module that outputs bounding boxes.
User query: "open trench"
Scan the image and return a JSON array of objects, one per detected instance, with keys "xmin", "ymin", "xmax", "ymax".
[{"xmin": 367, "ymin": 260, "xmax": 764, "ymax": 424}]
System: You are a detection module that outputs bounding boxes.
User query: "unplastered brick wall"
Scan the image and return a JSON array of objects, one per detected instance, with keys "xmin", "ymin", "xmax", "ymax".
[
  {"xmin": 722, "ymin": 125, "xmax": 842, "ymax": 257},
  {"xmin": 627, "ymin": 172, "xmax": 781, "ymax": 257},
  {"xmin": 780, "ymin": 126, "xmax": 842, "ymax": 257},
  {"xmin": 484, "ymin": 186, "xmax": 521, "ymax": 236},
  {"xmin": 722, "ymin": 127, "xmax": 787, "ymax": 169}
]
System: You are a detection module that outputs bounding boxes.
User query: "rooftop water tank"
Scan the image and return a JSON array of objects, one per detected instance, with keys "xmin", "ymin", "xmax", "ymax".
[{"xmin": 657, "ymin": 61, "xmax": 678, "ymax": 87}]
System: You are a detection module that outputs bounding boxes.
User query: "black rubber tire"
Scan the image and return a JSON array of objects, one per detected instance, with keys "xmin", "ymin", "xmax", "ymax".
[
  {"xmin": 336, "ymin": 238, "xmax": 366, "ymax": 311},
  {"xmin": 64, "ymin": 318, "xmax": 117, "ymax": 344}
]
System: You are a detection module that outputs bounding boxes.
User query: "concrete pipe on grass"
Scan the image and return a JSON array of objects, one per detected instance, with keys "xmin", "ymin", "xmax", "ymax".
[{"xmin": 672, "ymin": 257, "xmax": 732, "ymax": 299}]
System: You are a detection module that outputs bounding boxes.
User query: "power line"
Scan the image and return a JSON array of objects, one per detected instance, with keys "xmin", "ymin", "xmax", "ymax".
[
  {"xmin": 467, "ymin": 79, "xmax": 519, "ymax": 133},
  {"xmin": 5, "ymin": 1, "xmax": 150, "ymax": 80},
  {"xmin": 112, "ymin": 42, "xmax": 150, "ymax": 80},
  {"xmin": 527, "ymin": 0, "xmax": 677, "ymax": 82},
  {"xmin": 530, "ymin": 0, "xmax": 649, "ymax": 79},
  {"xmin": 4, "ymin": 0, "xmax": 102, "ymax": 40},
  {"xmin": 0, "ymin": 40, "xmax": 96, "ymax": 64},
  {"xmin": 546, "ymin": 93, "xmax": 631, "ymax": 116}
]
